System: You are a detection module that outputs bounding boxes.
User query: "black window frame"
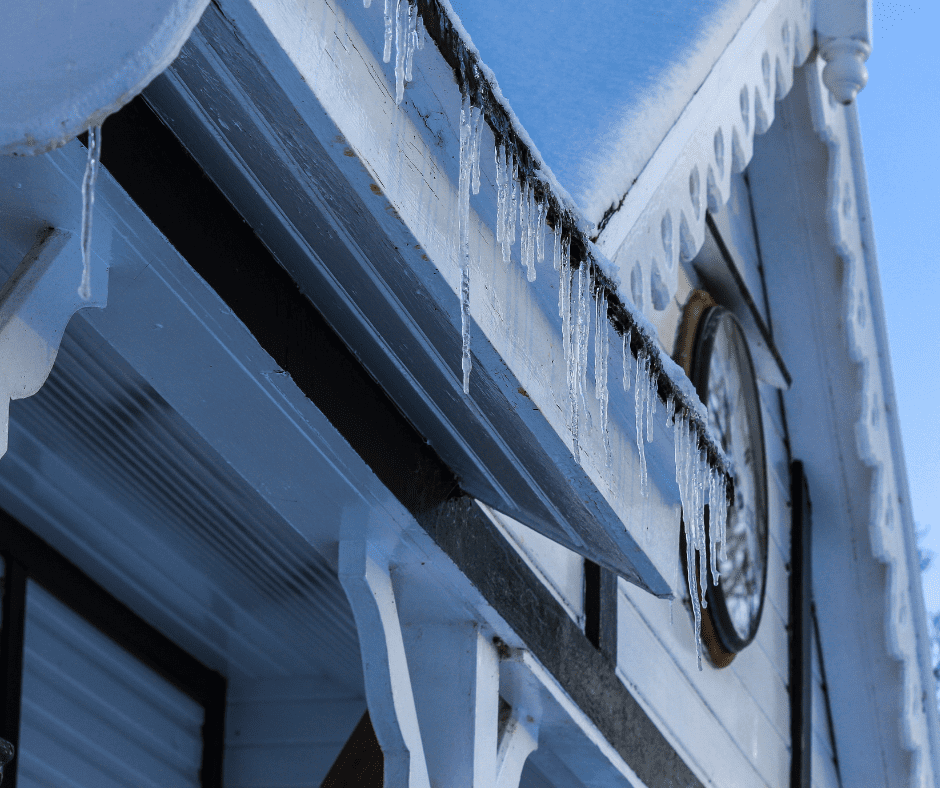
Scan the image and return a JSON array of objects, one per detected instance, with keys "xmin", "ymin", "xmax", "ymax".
[{"xmin": 0, "ymin": 507, "xmax": 226, "ymax": 788}]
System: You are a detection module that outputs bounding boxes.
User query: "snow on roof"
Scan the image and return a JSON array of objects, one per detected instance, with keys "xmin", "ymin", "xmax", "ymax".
[{"xmin": 445, "ymin": 0, "xmax": 760, "ymax": 225}]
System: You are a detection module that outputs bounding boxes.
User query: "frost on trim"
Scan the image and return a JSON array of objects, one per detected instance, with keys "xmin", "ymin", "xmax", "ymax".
[{"xmin": 79, "ymin": 125, "xmax": 102, "ymax": 301}]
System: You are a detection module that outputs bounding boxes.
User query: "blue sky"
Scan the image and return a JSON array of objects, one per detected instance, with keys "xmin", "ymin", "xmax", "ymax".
[{"xmin": 857, "ymin": 3, "xmax": 940, "ymax": 615}]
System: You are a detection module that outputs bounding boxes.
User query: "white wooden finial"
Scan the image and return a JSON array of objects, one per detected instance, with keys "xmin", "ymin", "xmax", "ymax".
[{"xmin": 819, "ymin": 37, "xmax": 871, "ymax": 104}]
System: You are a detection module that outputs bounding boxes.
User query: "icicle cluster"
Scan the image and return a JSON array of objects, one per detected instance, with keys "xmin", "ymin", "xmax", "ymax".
[
  {"xmin": 79, "ymin": 125, "xmax": 102, "ymax": 301},
  {"xmin": 457, "ymin": 92, "xmax": 484, "ymax": 393},
  {"xmin": 673, "ymin": 411, "xmax": 728, "ymax": 670},
  {"xmin": 494, "ymin": 145, "xmax": 548, "ymax": 283},
  {"xmin": 379, "ymin": 0, "xmax": 425, "ymax": 104}
]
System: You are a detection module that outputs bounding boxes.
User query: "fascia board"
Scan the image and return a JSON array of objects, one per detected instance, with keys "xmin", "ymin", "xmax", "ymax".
[{"xmin": 144, "ymin": 0, "xmax": 700, "ymax": 596}]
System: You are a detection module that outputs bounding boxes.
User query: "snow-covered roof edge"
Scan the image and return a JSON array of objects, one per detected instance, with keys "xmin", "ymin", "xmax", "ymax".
[
  {"xmin": 594, "ymin": 0, "xmax": 814, "ymax": 325},
  {"xmin": 806, "ymin": 56, "xmax": 940, "ymax": 785}
]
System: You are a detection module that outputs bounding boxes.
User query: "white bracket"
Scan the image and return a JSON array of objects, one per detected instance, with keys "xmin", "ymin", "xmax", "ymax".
[
  {"xmin": 0, "ymin": 228, "xmax": 108, "ymax": 457},
  {"xmin": 339, "ymin": 537, "xmax": 543, "ymax": 788}
]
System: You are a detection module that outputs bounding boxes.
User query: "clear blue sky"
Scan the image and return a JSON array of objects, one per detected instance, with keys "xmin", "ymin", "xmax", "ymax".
[{"xmin": 857, "ymin": 3, "xmax": 940, "ymax": 615}]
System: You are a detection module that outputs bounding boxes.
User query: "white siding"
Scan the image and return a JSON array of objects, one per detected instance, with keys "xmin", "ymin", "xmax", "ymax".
[
  {"xmin": 480, "ymin": 504, "xmax": 585, "ymax": 627},
  {"xmin": 810, "ymin": 628, "xmax": 842, "ymax": 788},
  {"xmin": 17, "ymin": 581, "xmax": 204, "ymax": 788},
  {"xmin": 224, "ymin": 677, "xmax": 365, "ymax": 788}
]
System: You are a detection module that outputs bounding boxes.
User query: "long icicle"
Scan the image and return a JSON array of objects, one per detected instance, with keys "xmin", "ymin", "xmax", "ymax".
[
  {"xmin": 495, "ymin": 143, "xmax": 505, "ymax": 245},
  {"xmin": 403, "ymin": 1, "xmax": 418, "ymax": 83},
  {"xmin": 536, "ymin": 199, "xmax": 547, "ymax": 264},
  {"xmin": 393, "ymin": 0, "xmax": 406, "ymax": 103},
  {"xmin": 560, "ymin": 238, "xmax": 578, "ymax": 461},
  {"xmin": 594, "ymin": 288, "xmax": 610, "ymax": 467},
  {"xmin": 79, "ymin": 125, "xmax": 102, "ymax": 301},
  {"xmin": 383, "ymin": 0, "xmax": 393, "ymax": 62},
  {"xmin": 635, "ymin": 348, "xmax": 649, "ymax": 497},
  {"xmin": 470, "ymin": 94, "xmax": 483, "ymax": 195},
  {"xmin": 622, "ymin": 329, "xmax": 632, "ymax": 392},
  {"xmin": 678, "ymin": 414, "xmax": 703, "ymax": 670},
  {"xmin": 457, "ymin": 95, "xmax": 476, "ymax": 393},
  {"xmin": 519, "ymin": 181, "xmax": 530, "ymax": 274},
  {"xmin": 552, "ymin": 222, "xmax": 561, "ymax": 271},
  {"xmin": 576, "ymin": 262, "xmax": 592, "ymax": 430}
]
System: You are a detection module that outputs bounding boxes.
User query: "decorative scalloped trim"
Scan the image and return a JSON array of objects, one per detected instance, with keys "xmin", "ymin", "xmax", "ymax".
[
  {"xmin": 806, "ymin": 54, "xmax": 935, "ymax": 788},
  {"xmin": 596, "ymin": 0, "xmax": 813, "ymax": 322}
]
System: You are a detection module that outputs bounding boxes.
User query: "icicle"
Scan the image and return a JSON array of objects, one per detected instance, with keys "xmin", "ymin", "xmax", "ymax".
[
  {"xmin": 594, "ymin": 288, "xmax": 611, "ymax": 467},
  {"xmin": 535, "ymin": 199, "xmax": 547, "ymax": 264},
  {"xmin": 523, "ymin": 186, "xmax": 537, "ymax": 282},
  {"xmin": 508, "ymin": 153, "xmax": 518, "ymax": 246},
  {"xmin": 622, "ymin": 329, "xmax": 632, "ymax": 392},
  {"xmin": 79, "ymin": 125, "xmax": 102, "ymax": 301},
  {"xmin": 576, "ymin": 263, "xmax": 592, "ymax": 429},
  {"xmin": 695, "ymin": 447, "xmax": 709, "ymax": 611},
  {"xmin": 675, "ymin": 413, "xmax": 703, "ymax": 669},
  {"xmin": 552, "ymin": 222, "xmax": 561, "ymax": 271},
  {"xmin": 457, "ymin": 95, "xmax": 477, "ymax": 394},
  {"xmin": 715, "ymin": 470, "xmax": 728, "ymax": 564},
  {"xmin": 560, "ymin": 240, "xmax": 578, "ymax": 461},
  {"xmin": 383, "ymin": 0, "xmax": 393, "ymax": 62},
  {"xmin": 635, "ymin": 348, "xmax": 649, "ymax": 497},
  {"xmin": 646, "ymin": 365, "xmax": 657, "ymax": 444},
  {"xmin": 404, "ymin": 2, "xmax": 418, "ymax": 83},
  {"xmin": 495, "ymin": 144, "xmax": 505, "ymax": 244},
  {"xmin": 364, "ymin": 0, "xmax": 372, "ymax": 7},
  {"xmin": 665, "ymin": 395, "xmax": 675, "ymax": 427},
  {"xmin": 416, "ymin": 13, "xmax": 426, "ymax": 49},
  {"xmin": 708, "ymin": 467, "xmax": 721, "ymax": 583},
  {"xmin": 519, "ymin": 181, "xmax": 530, "ymax": 273},
  {"xmin": 470, "ymin": 107, "xmax": 483, "ymax": 195},
  {"xmin": 393, "ymin": 0, "xmax": 407, "ymax": 104}
]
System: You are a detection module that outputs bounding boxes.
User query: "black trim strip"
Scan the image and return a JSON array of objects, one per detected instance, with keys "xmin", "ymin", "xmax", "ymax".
[
  {"xmin": 0, "ymin": 558, "xmax": 27, "ymax": 788},
  {"xmin": 0, "ymin": 510, "xmax": 226, "ymax": 788},
  {"xmin": 812, "ymin": 604, "xmax": 844, "ymax": 788},
  {"xmin": 100, "ymin": 93, "xmax": 705, "ymax": 788},
  {"xmin": 790, "ymin": 461, "xmax": 812, "ymax": 788}
]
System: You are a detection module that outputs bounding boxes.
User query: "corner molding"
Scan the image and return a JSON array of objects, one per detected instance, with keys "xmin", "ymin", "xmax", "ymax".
[
  {"xmin": 805, "ymin": 54, "xmax": 936, "ymax": 788},
  {"xmin": 596, "ymin": 0, "xmax": 814, "ymax": 322},
  {"xmin": 0, "ymin": 228, "xmax": 108, "ymax": 458}
]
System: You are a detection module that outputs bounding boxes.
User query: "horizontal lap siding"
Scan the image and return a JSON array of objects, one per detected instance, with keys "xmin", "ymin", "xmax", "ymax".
[
  {"xmin": 17, "ymin": 581, "xmax": 203, "ymax": 788},
  {"xmin": 224, "ymin": 677, "xmax": 365, "ymax": 788}
]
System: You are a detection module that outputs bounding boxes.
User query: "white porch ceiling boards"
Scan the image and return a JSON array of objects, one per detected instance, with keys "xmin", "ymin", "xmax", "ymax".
[{"xmin": 0, "ymin": 140, "xmax": 386, "ymax": 689}]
